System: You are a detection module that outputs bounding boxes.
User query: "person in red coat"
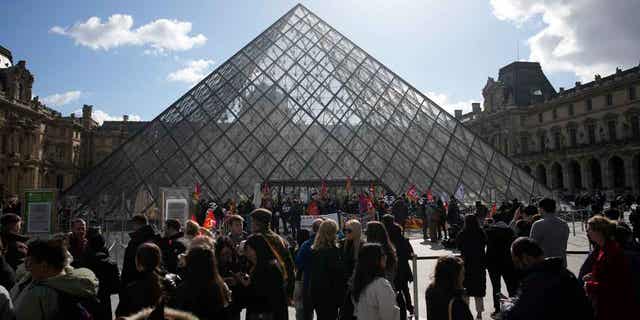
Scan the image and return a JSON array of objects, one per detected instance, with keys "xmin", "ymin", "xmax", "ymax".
[{"xmin": 583, "ymin": 215, "xmax": 637, "ymax": 320}]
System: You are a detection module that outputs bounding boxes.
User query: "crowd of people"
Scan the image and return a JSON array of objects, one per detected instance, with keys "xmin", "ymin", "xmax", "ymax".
[{"xmin": 0, "ymin": 193, "xmax": 636, "ymax": 320}]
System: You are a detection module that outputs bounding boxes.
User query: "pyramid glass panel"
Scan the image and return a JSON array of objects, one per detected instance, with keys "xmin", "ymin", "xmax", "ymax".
[{"xmin": 64, "ymin": 4, "xmax": 551, "ymax": 215}]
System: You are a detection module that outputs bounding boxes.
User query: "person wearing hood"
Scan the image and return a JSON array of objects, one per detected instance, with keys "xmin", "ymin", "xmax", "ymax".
[
  {"xmin": 500, "ymin": 237, "xmax": 593, "ymax": 320},
  {"xmin": 484, "ymin": 216, "xmax": 517, "ymax": 316},
  {"xmin": 0, "ymin": 214, "xmax": 29, "ymax": 271},
  {"xmin": 84, "ymin": 229, "xmax": 120, "ymax": 320},
  {"xmin": 121, "ymin": 215, "xmax": 160, "ymax": 287},
  {"xmin": 12, "ymin": 239, "xmax": 99, "ymax": 320},
  {"xmin": 159, "ymin": 219, "xmax": 187, "ymax": 274}
]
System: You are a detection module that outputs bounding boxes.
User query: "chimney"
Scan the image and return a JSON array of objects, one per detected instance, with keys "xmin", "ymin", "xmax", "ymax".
[
  {"xmin": 559, "ymin": 87, "xmax": 564, "ymax": 93},
  {"xmin": 575, "ymin": 81, "xmax": 581, "ymax": 88},
  {"xmin": 595, "ymin": 74, "xmax": 602, "ymax": 81},
  {"xmin": 616, "ymin": 67, "xmax": 622, "ymax": 74},
  {"xmin": 472, "ymin": 102, "xmax": 481, "ymax": 113},
  {"xmin": 454, "ymin": 110, "xmax": 463, "ymax": 119},
  {"xmin": 123, "ymin": 115, "xmax": 129, "ymax": 122}
]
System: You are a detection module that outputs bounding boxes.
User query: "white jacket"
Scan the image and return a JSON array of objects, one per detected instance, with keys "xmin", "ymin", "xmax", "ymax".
[{"xmin": 353, "ymin": 277, "xmax": 400, "ymax": 320}]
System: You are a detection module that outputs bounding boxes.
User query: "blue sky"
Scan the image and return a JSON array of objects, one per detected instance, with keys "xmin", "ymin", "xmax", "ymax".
[{"xmin": 2, "ymin": 0, "xmax": 638, "ymax": 123}]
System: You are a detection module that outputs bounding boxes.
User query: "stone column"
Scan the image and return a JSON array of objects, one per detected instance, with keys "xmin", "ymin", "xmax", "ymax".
[
  {"xmin": 546, "ymin": 163, "xmax": 554, "ymax": 189},
  {"xmin": 562, "ymin": 160, "xmax": 571, "ymax": 192},
  {"xmin": 601, "ymin": 157, "xmax": 611, "ymax": 191},
  {"xmin": 624, "ymin": 155, "xmax": 634, "ymax": 190},
  {"xmin": 580, "ymin": 158, "xmax": 592, "ymax": 191}
]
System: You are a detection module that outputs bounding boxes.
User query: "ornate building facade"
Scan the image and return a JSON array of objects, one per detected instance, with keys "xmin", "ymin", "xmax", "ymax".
[
  {"xmin": 460, "ymin": 61, "xmax": 640, "ymax": 197},
  {"xmin": 0, "ymin": 46, "xmax": 144, "ymax": 204}
]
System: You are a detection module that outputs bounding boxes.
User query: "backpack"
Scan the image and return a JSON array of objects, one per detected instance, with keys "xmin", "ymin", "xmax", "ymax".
[{"xmin": 51, "ymin": 288, "xmax": 99, "ymax": 320}]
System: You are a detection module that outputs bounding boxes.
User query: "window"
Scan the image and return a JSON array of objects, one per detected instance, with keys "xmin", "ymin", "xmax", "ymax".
[
  {"xmin": 586, "ymin": 99, "xmax": 593, "ymax": 111},
  {"xmin": 630, "ymin": 86, "xmax": 637, "ymax": 101},
  {"xmin": 587, "ymin": 124, "xmax": 596, "ymax": 144},
  {"xmin": 606, "ymin": 93, "xmax": 613, "ymax": 106},
  {"xmin": 538, "ymin": 113, "xmax": 543, "ymax": 123},
  {"xmin": 608, "ymin": 121, "xmax": 617, "ymax": 141},
  {"xmin": 554, "ymin": 132, "xmax": 561, "ymax": 149},
  {"xmin": 520, "ymin": 136, "xmax": 528, "ymax": 154},
  {"xmin": 552, "ymin": 108, "xmax": 557, "ymax": 119},
  {"xmin": 568, "ymin": 104, "xmax": 574, "ymax": 116},
  {"xmin": 539, "ymin": 134, "xmax": 546, "ymax": 151},
  {"xmin": 569, "ymin": 127, "xmax": 577, "ymax": 147}
]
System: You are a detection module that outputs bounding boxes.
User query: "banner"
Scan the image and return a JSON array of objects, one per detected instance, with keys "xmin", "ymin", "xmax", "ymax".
[
  {"xmin": 455, "ymin": 184, "xmax": 465, "ymax": 201},
  {"xmin": 301, "ymin": 213, "xmax": 340, "ymax": 230},
  {"xmin": 24, "ymin": 189, "xmax": 56, "ymax": 234},
  {"xmin": 406, "ymin": 184, "xmax": 418, "ymax": 202}
]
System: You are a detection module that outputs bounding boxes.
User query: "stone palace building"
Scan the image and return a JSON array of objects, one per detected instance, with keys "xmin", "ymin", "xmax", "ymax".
[
  {"xmin": 459, "ymin": 61, "xmax": 640, "ymax": 198},
  {"xmin": 0, "ymin": 45, "xmax": 145, "ymax": 203}
]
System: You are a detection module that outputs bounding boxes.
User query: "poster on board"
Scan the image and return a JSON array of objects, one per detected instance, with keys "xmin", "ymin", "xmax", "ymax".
[
  {"xmin": 24, "ymin": 189, "xmax": 56, "ymax": 234},
  {"xmin": 300, "ymin": 213, "xmax": 340, "ymax": 230}
]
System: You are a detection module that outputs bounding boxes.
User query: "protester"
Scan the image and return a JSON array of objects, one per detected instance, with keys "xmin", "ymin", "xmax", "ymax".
[
  {"xmin": 69, "ymin": 218, "xmax": 88, "ymax": 267},
  {"xmin": 159, "ymin": 219, "xmax": 187, "ymax": 274},
  {"xmin": 436, "ymin": 200, "xmax": 447, "ymax": 240},
  {"xmin": 425, "ymin": 256, "xmax": 473, "ymax": 320},
  {"xmin": 365, "ymin": 221, "xmax": 398, "ymax": 286},
  {"xmin": 84, "ymin": 230, "xmax": 121, "ymax": 320},
  {"xmin": 171, "ymin": 246, "xmax": 232, "ymax": 320},
  {"xmin": 250, "ymin": 208, "xmax": 295, "ymax": 302},
  {"xmin": 0, "ymin": 214, "xmax": 28, "ymax": 270},
  {"xmin": 295, "ymin": 218, "xmax": 323, "ymax": 320},
  {"xmin": 426, "ymin": 201, "xmax": 440, "ymax": 242},
  {"xmin": 12, "ymin": 239, "xmax": 99, "ymax": 320},
  {"xmin": 215, "ymin": 236, "xmax": 244, "ymax": 320},
  {"xmin": 290, "ymin": 198, "xmax": 303, "ymax": 236},
  {"xmin": 0, "ymin": 238, "xmax": 15, "ymax": 291},
  {"xmin": 500, "ymin": 237, "xmax": 593, "ymax": 320},
  {"xmin": 392, "ymin": 197, "xmax": 409, "ymax": 233},
  {"xmin": 530, "ymin": 198, "xmax": 569, "ymax": 265},
  {"xmin": 351, "ymin": 243, "xmax": 400, "ymax": 320},
  {"xmin": 227, "ymin": 215, "xmax": 248, "ymax": 245},
  {"xmin": 338, "ymin": 219, "xmax": 362, "ymax": 320},
  {"xmin": 475, "ymin": 201, "xmax": 488, "ymax": 225},
  {"xmin": 484, "ymin": 217, "xmax": 517, "ymax": 316},
  {"xmin": 121, "ymin": 215, "xmax": 160, "ymax": 287},
  {"xmin": 116, "ymin": 243, "xmax": 166, "ymax": 317},
  {"xmin": 456, "ymin": 214, "xmax": 487, "ymax": 320},
  {"xmin": 239, "ymin": 234, "xmax": 288, "ymax": 320},
  {"xmin": 308, "ymin": 219, "xmax": 344, "ymax": 320},
  {"xmin": 583, "ymin": 215, "xmax": 637, "ymax": 320}
]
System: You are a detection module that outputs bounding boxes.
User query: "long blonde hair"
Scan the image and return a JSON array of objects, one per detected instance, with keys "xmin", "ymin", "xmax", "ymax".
[
  {"xmin": 345, "ymin": 219, "xmax": 362, "ymax": 260},
  {"xmin": 312, "ymin": 219, "xmax": 338, "ymax": 251}
]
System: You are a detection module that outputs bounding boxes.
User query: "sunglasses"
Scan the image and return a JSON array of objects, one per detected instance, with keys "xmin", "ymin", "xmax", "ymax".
[{"xmin": 344, "ymin": 228, "xmax": 352, "ymax": 234}]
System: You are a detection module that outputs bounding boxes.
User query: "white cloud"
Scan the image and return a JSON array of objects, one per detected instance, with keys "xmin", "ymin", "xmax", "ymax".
[
  {"xmin": 167, "ymin": 59, "xmax": 215, "ymax": 84},
  {"xmin": 490, "ymin": 0, "xmax": 640, "ymax": 81},
  {"xmin": 72, "ymin": 108, "xmax": 142, "ymax": 125},
  {"xmin": 51, "ymin": 14, "xmax": 207, "ymax": 53},
  {"xmin": 426, "ymin": 91, "xmax": 478, "ymax": 115},
  {"xmin": 41, "ymin": 91, "xmax": 82, "ymax": 107}
]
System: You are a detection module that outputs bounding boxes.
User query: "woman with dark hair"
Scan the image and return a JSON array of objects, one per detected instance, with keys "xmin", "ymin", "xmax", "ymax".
[
  {"xmin": 351, "ymin": 243, "xmax": 400, "ymax": 320},
  {"xmin": 84, "ymin": 231, "xmax": 120, "ymax": 320},
  {"xmin": 584, "ymin": 216, "xmax": 637, "ymax": 320},
  {"xmin": 382, "ymin": 215, "xmax": 415, "ymax": 319},
  {"xmin": 171, "ymin": 246, "xmax": 231, "ymax": 319},
  {"xmin": 310, "ymin": 220, "xmax": 344, "ymax": 320},
  {"xmin": 238, "ymin": 234, "xmax": 288, "ymax": 320},
  {"xmin": 456, "ymin": 214, "xmax": 487, "ymax": 320},
  {"xmin": 116, "ymin": 243, "xmax": 165, "ymax": 317},
  {"xmin": 215, "ymin": 236, "xmax": 244, "ymax": 320},
  {"xmin": 425, "ymin": 256, "xmax": 473, "ymax": 320},
  {"xmin": 365, "ymin": 221, "xmax": 398, "ymax": 286}
]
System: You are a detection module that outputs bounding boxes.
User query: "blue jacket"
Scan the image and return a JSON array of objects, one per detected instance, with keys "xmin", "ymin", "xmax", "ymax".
[{"xmin": 295, "ymin": 235, "xmax": 315, "ymax": 290}]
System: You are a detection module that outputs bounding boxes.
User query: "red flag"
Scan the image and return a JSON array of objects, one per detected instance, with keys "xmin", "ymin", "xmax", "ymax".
[
  {"xmin": 426, "ymin": 189, "xmax": 434, "ymax": 202},
  {"xmin": 193, "ymin": 183, "xmax": 201, "ymax": 201},
  {"xmin": 321, "ymin": 180, "xmax": 328, "ymax": 198},
  {"xmin": 190, "ymin": 214, "xmax": 197, "ymax": 222},
  {"xmin": 369, "ymin": 183, "xmax": 376, "ymax": 197},
  {"xmin": 406, "ymin": 185, "xmax": 418, "ymax": 202},
  {"xmin": 262, "ymin": 181, "xmax": 270, "ymax": 194},
  {"xmin": 490, "ymin": 203, "xmax": 497, "ymax": 217},
  {"xmin": 444, "ymin": 201, "xmax": 449, "ymax": 213},
  {"xmin": 203, "ymin": 208, "xmax": 216, "ymax": 229},
  {"xmin": 345, "ymin": 176, "xmax": 352, "ymax": 194}
]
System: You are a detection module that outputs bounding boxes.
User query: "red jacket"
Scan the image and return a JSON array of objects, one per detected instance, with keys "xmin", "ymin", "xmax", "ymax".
[{"xmin": 585, "ymin": 241, "xmax": 636, "ymax": 320}]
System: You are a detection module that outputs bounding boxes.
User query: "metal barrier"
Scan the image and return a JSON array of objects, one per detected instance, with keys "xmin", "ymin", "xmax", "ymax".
[{"xmin": 410, "ymin": 251, "xmax": 590, "ymax": 320}]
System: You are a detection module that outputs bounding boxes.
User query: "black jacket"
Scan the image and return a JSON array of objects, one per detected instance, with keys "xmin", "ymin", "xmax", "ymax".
[
  {"xmin": 159, "ymin": 232, "xmax": 187, "ymax": 274},
  {"xmin": 121, "ymin": 225, "xmax": 160, "ymax": 287},
  {"xmin": 456, "ymin": 229, "xmax": 487, "ymax": 297},
  {"xmin": 1, "ymin": 231, "xmax": 28, "ymax": 270},
  {"xmin": 116, "ymin": 272, "xmax": 164, "ymax": 317},
  {"xmin": 0, "ymin": 256, "xmax": 15, "ymax": 290},
  {"xmin": 84, "ymin": 250, "xmax": 120, "ymax": 320},
  {"xmin": 171, "ymin": 282, "xmax": 230, "ymax": 320},
  {"xmin": 502, "ymin": 258, "xmax": 593, "ymax": 320},
  {"xmin": 485, "ymin": 223, "xmax": 515, "ymax": 270},
  {"xmin": 241, "ymin": 260, "xmax": 288, "ymax": 320},
  {"xmin": 310, "ymin": 246, "xmax": 345, "ymax": 307},
  {"xmin": 425, "ymin": 287, "xmax": 473, "ymax": 320}
]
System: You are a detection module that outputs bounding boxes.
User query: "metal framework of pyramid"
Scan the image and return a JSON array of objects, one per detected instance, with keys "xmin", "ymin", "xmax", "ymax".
[{"xmin": 65, "ymin": 4, "xmax": 550, "ymax": 216}]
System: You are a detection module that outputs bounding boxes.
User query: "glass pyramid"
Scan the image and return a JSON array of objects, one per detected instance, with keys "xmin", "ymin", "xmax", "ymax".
[{"xmin": 64, "ymin": 4, "xmax": 550, "ymax": 216}]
